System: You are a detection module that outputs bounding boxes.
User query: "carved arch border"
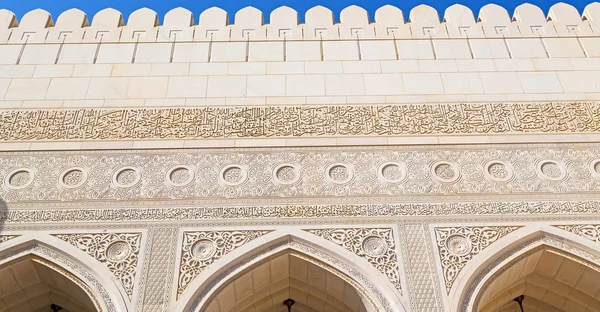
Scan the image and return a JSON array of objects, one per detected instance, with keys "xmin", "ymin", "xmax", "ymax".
[
  {"xmin": 450, "ymin": 224, "xmax": 600, "ymax": 312},
  {"xmin": 173, "ymin": 229, "xmax": 408, "ymax": 312},
  {"xmin": 0, "ymin": 233, "xmax": 131, "ymax": 312}
]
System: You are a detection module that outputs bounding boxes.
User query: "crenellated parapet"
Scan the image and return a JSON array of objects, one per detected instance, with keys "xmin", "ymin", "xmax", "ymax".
[{"xmin": 0, "ymin": 3, "xmax": 599, "ymax": 44}]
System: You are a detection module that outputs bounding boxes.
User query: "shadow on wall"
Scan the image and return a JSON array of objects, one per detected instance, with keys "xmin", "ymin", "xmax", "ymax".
[{"xmin": 0, "ymin": 197, "xmax": 6, "ymax": 238}]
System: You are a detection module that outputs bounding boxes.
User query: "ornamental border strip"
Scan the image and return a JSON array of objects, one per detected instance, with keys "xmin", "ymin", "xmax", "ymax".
[
  {"xmin": 1, "ymin": 102, "xmax": 600, "ymax": 141},
  {"xmin": 1, "ymin": 201, "xmax": 600, "ymax": 223},
  {"xmin": 2, "ymin": 143, "xmax": 600, "ymax": 203}
]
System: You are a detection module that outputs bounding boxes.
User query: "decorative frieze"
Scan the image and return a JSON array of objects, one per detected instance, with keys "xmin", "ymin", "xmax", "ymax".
[
  {"xmin": 306, "ymin": 228, "xmax": 402, "ymax": 292},
  {"xmin": 53, "ymin": 233, "xmax": 142, "ymax": 298},
  {"xmin": 177, "ymin": 230, "xmax": 270, "ymax": 296},
  {"xmin": 1, "ymin": 103, "xmax": 599, "ymax": 141},
  {"xmin": 433, "ymin": 226, "xmax": 521, "ymax": 293},
  {"xmin": 1, "ymin": 201, "xmax": 600, "ymax": 223},
  {"xmin": 2, "ymin": 144, "xmax": 600, "ymax": 203}
]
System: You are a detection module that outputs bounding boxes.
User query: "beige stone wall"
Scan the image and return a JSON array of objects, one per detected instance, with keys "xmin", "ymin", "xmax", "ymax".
[
  {"xmin": 1, "ymin": 3, "xmax": 600, "ymax": 312},
  {"xmin": 2, "ymin": 3, "xmax": 600, "ymax": 109},
  {"xmin": 1, "ymin": 3, "xmax": 600, "ymax": 150}
]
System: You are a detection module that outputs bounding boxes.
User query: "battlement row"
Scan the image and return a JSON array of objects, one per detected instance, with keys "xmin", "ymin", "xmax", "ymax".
[{"xmin": 1, "ymin": 2, "xmax": 600, "ymax": 43}]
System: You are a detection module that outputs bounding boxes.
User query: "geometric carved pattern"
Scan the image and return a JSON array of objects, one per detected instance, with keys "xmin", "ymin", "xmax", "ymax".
[
  {"xmin": 177, "ymin": 230, "xmax": 270, "ymax": 297},
  {"xmin": 2, "ymin": 144, "xmax": 600, "ymax": 203},
  {"xmin": 305, "ymin": 228, "xmax": 402, "ymax": 292},
  {"xmin": 400, "ymin": 224, "xmax": 443, "ymax": 311},
  {"xmin": 53, "ymin": 233, "xmax": 142, "ymax": 298},
  {"xmin": 139, "ymin": 227, "xmax": 178, "ymax": 312},
  {"xmin": 555, "ymin": 224, "xmax": 600, "ymax": 243},
  {"xmin": 1, "ymin": 103, "xmax": 600, "ymax": 141},
  {"xmin": 434, "ymin": 226, "xmax": 521, "ymax": 293}
]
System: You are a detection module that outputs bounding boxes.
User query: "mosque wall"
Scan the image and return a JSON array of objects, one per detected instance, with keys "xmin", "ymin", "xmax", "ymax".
[
  {"xmin": 0, "ymin": 3, "xmax": 600, "ymax": 150},
  {"xmin": 0, "ymin": 3, "xmax": 599, "ymax": 312}
]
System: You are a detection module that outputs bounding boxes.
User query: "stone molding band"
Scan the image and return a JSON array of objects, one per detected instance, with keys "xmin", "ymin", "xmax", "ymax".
[
  {"xmin": 1, "ymin": 102, "xmax": 600, "ymax": 141},
  {"xmin": 1, "ymin": 143, "xmax": 600, "ymax": 203},
  {"xmin": 1, "ymin": 201, "xmax": 600, "ymax": 223}
]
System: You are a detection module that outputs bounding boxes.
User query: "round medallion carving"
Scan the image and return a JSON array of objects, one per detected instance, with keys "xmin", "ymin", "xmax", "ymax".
[
  {"xmin": 63, "ymin": 170, "xmax": 83, "ymax": 185},
  {"xmin": 105, "ymin": 241, "xmax": 131, "ymax": 262},
  {"xmin": 8, "ymin": 170, "xmax": 32, "ymax": 188},
  {"xmin": 325, "ymin": 164, "xmax": 354, "ymax": 184},
  {"xmin": 117, "ymin": 169, "xmax": 137, "ymax": 184},
  {"xmin": 446, "ymin": 235, "xmax": 473, "ymax": 257},
  {"xmin": 537, "ymin": 160, "xmax": 566, "ymax": 181},
  {"xmin": 191, "ymin": 240, "xmax": 217, "ymax": 260},
  {"xmin": 484, "ymin": 161, "xmax": 513, "ymax": 182},
  {"xmin": 4, "ymin": 168, "xmax": 34, "ymax": 190},
  {"xmin": 379, "ymin": 162, "xmax": 406, "ymax": 183},
  {"xmin": 166, "ymin": 166, "xmax": 194, "ymax": 187},
  {"xmin": 59, "ymin": 167, "xmax": 88, "ymax": 188},
  {"xmin": 112, "ymin": 167, "xmax": 141, "ymax": 188},
  {"xmin": 432, "ymin": 162, "xmax": 459, "ymax": 182},
  {"xmin": 362, "ymin": 236, "xmax": 388, "ymax": 257},
  {"xmin": 219, "ymin": 165, "xmax": 247, "ymax": 186},
  {"xmin": 591, "ymin": 160, "xmax": 600, "ymax": 178},
  {"xmin": 273, "ymin": 164, "xmax": 301, "ymax": 185},
  {"xmin": 223, "ymin": 167, "xmax": 242, "ymax": 183},
  {"xmin": 330, "ymin": 165, "xmax": 349, "ymax": 181}
]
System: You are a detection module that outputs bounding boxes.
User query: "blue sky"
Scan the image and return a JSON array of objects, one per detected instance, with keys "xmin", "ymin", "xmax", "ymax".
[{"xmin": 0, "ymin": 0, "xmax": 594, "ymax": 23}]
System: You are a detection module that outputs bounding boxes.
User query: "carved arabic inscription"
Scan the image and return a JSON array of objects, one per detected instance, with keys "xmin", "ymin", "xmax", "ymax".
[{"xmin": 1, "ymin": 102, "xmax": 599, "ymax": 141}]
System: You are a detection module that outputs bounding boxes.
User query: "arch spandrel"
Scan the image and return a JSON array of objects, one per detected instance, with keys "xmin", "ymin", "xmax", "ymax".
[
  {"xmin": 450, "ymin": 225, "xmax": 600, "ymax": 312},
  {"xmin": 173, "ymin": 230, "xmax": 407, "ymax": 312},
  {"xmin": 0, "ymin": 234, "xmax": 131, "ymax": 312}
]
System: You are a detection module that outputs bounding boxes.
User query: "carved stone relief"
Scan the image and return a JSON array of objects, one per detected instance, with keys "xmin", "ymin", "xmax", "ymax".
[
  {"xmin": 555, "ymin": 224, "xmax": 600, "ymax": 243},
  {"xmin": 2, "ymin": 144, "xmax": 600, "ymax": 203},
  {"xmin": 399, "ymin": 223, "xmax": 443, "ymax": 311},
  {"xmin": 177, "ymin": 230, "xmax": 270, "ymax": 297},
  {"xmin": 433, "ymin": 226, "xmax": 521, "ymax": 293},
  {"xmin": 305, "ymin": 228, "xmax": 402, "ymax": 292},
  {"xmin": 1, "ymin": 103, "xmax": 599, "ymax": 141},
  {"xmin": 1, "ymin": 201, "xmax": 600, "ymax": 224},
  {"xmin": 138, "ymin": 227, "xmax": 178, "ymax": 312},
  {"xmin": 53, "ymin": 233, "xmax": 142, "ymax": 298}
]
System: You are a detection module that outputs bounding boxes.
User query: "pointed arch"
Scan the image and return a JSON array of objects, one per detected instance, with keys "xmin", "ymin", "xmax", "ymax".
[
  {"xmin": 451, "ymin": 224, "xmax": 600, "ymax": 312},
  {"xmin": 0, "ymin": 233, "xmax": 130, "ymax": 312},
  {"xmin": 173, "ymin": 229, "xmax": 407, "ymax": 312}
]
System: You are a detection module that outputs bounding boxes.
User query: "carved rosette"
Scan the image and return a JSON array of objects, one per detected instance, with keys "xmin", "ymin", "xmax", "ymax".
[
  {"xmin": 555, "ymin": 224, "xmax": 600, "ymax": 243},
  {"xmin": 434, "ymin": 226, "xmax": 521, "ymax": 293},
  {"xmin": 305, "ymin": 228, "xmax": 402, "ymax": 292},
  {"xmin": 53, "ymin": 233, "xmax": 142, "ymax": 298},
  {"xmin": 177, "ymin": 230, "xmax": 270, "ymax": 296}
]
